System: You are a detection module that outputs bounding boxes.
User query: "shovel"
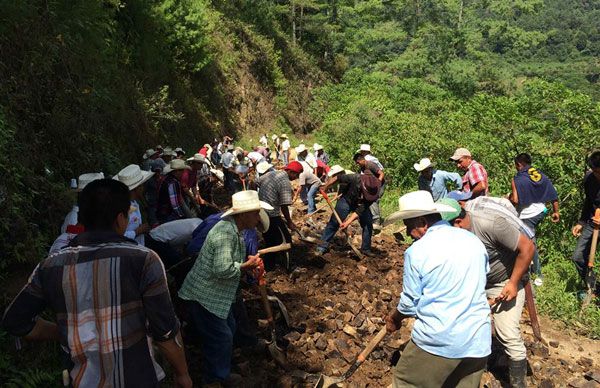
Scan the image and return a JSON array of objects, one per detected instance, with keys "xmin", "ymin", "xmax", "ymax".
[
  {"xmin": 320, "ymin": 189, "xmax": 363, "ymax": 260},
  {"xmin": 293, "ymin": 229, "xmax": 321, "ymax": 244},
  {"xmin": 314, "ymin": 327, "xmax": 387, "ymax": 388},
  {"xmin": 581, "ymin": 208, "xmax": 600, "ymax": 310},
  {"xmin": 258, "ymin": 273, "xmax": 288, "ymax": 369}
]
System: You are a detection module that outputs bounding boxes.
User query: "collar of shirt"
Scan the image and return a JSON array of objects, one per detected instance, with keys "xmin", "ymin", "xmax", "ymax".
[{"xmin": 70, "ymin": 231, "xmax": 137, "ymax": 247}]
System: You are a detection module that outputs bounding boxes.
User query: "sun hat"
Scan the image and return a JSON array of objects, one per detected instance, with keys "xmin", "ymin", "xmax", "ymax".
[
  {"xmin": 256, "ymin": 161, "xmax": 273, "ymax": 175},
  {"xmin": 174, "ymin": 147, "xmax": 186, "ymax": 155},
  {"xmin": 295, "ymin": 144, "xmax": 307, "ymax": 154},
  {"xmin": 77, "ymin": 172, "xmax": 105, "ymax": 191},
  {"xmin": 210, "ymin": 168, "xmax": 224, "ymax": 182},
  {"xmin": 280, "ymin": 134, "xmax": 288, "ymax": 139},
  {"xmin": 271, "ymin": 134, "xmax": 278, "ymax": 140},
  {"xmin": 414, "ymin": 158, "xmax": 433, "ymax": 172},
  {"xmin": 113, "ymin": 164, "xmax": 154, "ymax": 191},
  {"xmin": 449, "ymin": 147, "xmax": 472, "ymax": 161},
  {"xmin": 221, "ymin": 190, "xmax": 274, "ymax": 218},
  {"xmin": 143, "ymin": 148, "xmax": 157, "ymax": 160},
  {"xmin": 187, "ymin": 153, "xmax": 207, "ymax": 164},
  {"xmin": 327, "ymin": 165, "xmax": 345, "ymax": 177},
  {"xmin": 313, "ymin": 143, "xmax": 323, "ymax": 151},
  {"xmin": 357, "ymin": 144, "xmax": 371, "ymax": 153},
  {"xmin": 156, "ymin": 145, "xmax": 164, "ymax": 150},
  {"xmin": 447, "ymin": 190, "xmax": 473, "ymax": 201},
  {"xmin": 385, "ymin": 190, "xmax": 457, "ymax": 225},
  {"xmin": 162, "ymin": 159, "xmax": 192, "ymax": 175},
  {"xmin": 285, "ymin": 161, "xmax": 304, "ymax": 174},
  {"xmin": 437, "ymin": 198, "xmax": 462, "ymax": 221}
]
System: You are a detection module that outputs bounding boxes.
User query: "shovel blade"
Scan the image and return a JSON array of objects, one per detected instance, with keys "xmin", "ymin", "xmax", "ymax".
[
  {"xmin": 313, "ymin": 374, "xmax": 343, "ymax": 388},
  {"xmin": 585, "ymin": 269, "xmax": 597, "ymax": 292}
]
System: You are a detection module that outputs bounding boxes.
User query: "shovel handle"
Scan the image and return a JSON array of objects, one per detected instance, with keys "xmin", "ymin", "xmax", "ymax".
[
  {"xmin": 320, "ymin": 189, "xmax": 343, "ymax": 225},
  {"xmin": 259, "ymin": 284, "xmax": 275, "ymax": 324},
  {"xmin": 357, "ymin": 326, "xmax": 387, "ymax": 363},
  {"xmin": 589, "ymin": 209, "xmax": 600, "ymax": 269}
]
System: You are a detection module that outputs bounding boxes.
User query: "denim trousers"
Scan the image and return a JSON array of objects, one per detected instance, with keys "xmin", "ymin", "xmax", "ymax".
[
  {"xmin": 187, "ymin": 301, "xmax": 236, "ymax": 384},
  {"xmin": 305, "ymin": 183, "xmax": 320, "ymax": 214},
  {"xmin": 521, "ymin": 211, "xmax": 546, "ymax": 276},
  {"xmin": 319, "ymin": 197, "xmax": 373, "ymax": 251},
  {"xmin": 572, "ymin": 221, "xmax": 598, "ymax": 281},
  {"xmin": 369, "ymin": 182, "xmax": 385, "ymax": 225}
]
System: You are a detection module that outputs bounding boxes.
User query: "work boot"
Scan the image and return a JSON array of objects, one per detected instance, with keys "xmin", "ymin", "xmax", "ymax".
[{"xmin": 509, "ymin": 359, "xmax": 527, "ymax": 388}]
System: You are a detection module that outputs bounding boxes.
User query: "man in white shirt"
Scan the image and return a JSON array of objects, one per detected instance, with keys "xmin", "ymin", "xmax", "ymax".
[{"xmin": 280, "ymin": 134, "xmax": 290, "ymax": 165}]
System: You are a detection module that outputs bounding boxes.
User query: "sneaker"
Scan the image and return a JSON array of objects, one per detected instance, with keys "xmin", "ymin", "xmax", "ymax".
[{"xmin": 360, "ymin": 249, "xmax": 376, "ymax": 258}]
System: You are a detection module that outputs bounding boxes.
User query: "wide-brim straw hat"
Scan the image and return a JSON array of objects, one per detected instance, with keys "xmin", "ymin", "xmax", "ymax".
[
  {"xmin": 327, "ymin": 165, "xmax": 345, "ymax": 177},
  {"xmin": 210, "ymin": 168, "xmax": 224, "ymax": 182},
  {"xmin": 271, "ymin": 134, "xmax": 279, "ymax": 140},
  {"xmin": 174, "ymin": 147, "xmax": 186, "ymax": 155},
  {"xmin": 295, "ymin": 144, "xmax": 307, "ymax": 154},
  {"xmin": 162, "ymin": 159, "xmax": 192, "ymax": 175},
  {"xmin": 187, "ymin": 153, "xmax": 207, "ymax": 164},
  {"xmin": 414, "ymin": 158, "xmax": 433, "ymax": 172},
  {"xmin": 280, "ymin": 134, "xmax": 288, "ymax": 139},
  {"xmin": 257, "ymin": 209, "xmax": 270, "ymax": 233},
  {"xmin": 356, "ymin": 144, "xmax": 371, "ymax": 153},
  {"xmin": 143, "ymin": 148, "xmax": 157, "ymax": 160},
  {"xmin": 77, "ymin": 172, "xmax": 105, "ymax": 191},
  {"xmin": 256, "ymin": 161, "xmax": 273, "ymax": 175},
  {"xmin": 385, "ymin": 190, "xmax": 457, "ymax": 225},
  {"xmin": 113, "ymin": 164, "xmax": 153, "ymax": 191},
  {"xmin": 221, "ymin": 190, "xmax": 274, "ymax": 218},
  {"xmin": 313, "ymin": 143, "xmax": 323, "ymax": 151}
]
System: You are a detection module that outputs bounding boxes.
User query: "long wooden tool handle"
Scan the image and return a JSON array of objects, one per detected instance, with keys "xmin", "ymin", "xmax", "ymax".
[
  {"xmin": 523, "ymin": 281, "xmax": 543, "ymax": 342},
  {"xmin": 259, "ymin": 285, "xmax": 274, "ymax": 324},
  {"xmin": 258, "ymin": 243, "xmax": 292, "ymax": 255},
  {"xmin": 357, "ymin": 327, "xmax": 388, "ymax": 362},
  {"xmin": 588, "ymin": 209, "xmax": 600, "ymax": 268},
  {"xmin": 320, "ymin": 189, "xmax": 343, "ymax": 224}
]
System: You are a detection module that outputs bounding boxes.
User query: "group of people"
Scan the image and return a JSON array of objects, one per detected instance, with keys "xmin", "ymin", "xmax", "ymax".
[{"xmin": 2, "ymin": 131, "xmax": 599, "ymax": 388}]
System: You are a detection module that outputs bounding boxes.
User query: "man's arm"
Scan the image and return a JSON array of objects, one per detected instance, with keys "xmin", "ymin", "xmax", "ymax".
[
  {"xmin": 154, "ymin": 334, "xmax": 191, "ymax": 388},
  {"xmin": 509, "ymin": 178, "xmax": 519, "ymax": 205},
  {"xmin": 498, "ymin": 233, "xmax": 535, "ymax": 302},
  {"xmin": 376, "ymin": 169, "xmax": 385, "ymax": 182},
  {"xmin": 281, "ymin": 205, "xmax": 297, "ymax": 230},
  {"xmin": 471, "ymin": 181, "xmax": 487, "ymax": 198},
  {"xmin": 551, "ymin": 199, "xmax": 560, "ymax": 223},
  {"xmin": 386, "ymin": 250, "xmax": 420, "ymax": 332}
]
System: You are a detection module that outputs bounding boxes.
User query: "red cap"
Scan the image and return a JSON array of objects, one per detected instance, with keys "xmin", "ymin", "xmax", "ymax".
[{"xmin": 285, "ymin": 161, "xmax": 304, "ymax": 174}]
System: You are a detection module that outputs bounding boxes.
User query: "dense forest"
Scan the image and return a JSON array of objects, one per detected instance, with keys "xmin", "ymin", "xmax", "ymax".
[{"xmin": 0, "ymin": 0, "xmax": 599, "ymax": 382}]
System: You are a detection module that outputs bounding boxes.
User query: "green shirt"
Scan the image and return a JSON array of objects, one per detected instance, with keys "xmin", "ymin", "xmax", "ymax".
[{"xmin": 178, "ymin": 217, "xmax": 246, "ymax": 319}]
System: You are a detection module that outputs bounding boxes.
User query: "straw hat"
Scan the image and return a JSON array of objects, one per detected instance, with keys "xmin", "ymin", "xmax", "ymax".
[
  {"xmin": 385, "ymin": 191, "xmax": 457, "ymax": 225},
  {"xmin": 313, "ymin": 143, "xmax": 323, "ymax": 151},
  {"xmin": 162, "ymin": 147, "xmax": 177, "ymax": 157},
  {"xmin": 280, "ymin": 134, "xmax": 288, "ymax": 139},
  {"xmin": 187, "ymin": 153, "xmax": 207, "ymax": 164},
  {"xmin": 174, "ymin": 147, "xmax": 186, "ymax": 155},
  {"xmin": 221, "ymin": 190, "xmax": 273, "ymax": 218},
  {"xmin": 162, "ymin": 159, "xmax": 192, "ymax": 175},
  {"xmin": 256, "ymin": 161, "xmax": 273, "ymax": 175},
  {"xmin": 449, "ymin": 148, "xmax": 472, "ymax": 161},
  {"xmin": 271, "ymin": 134, "xmax": 278, "ymax": 140},
  {"xmin": 414, "ymin": 158, "xmax": 433, "ymax": 172},
  {"xmin": 143, "ymin": 148, "xmax": 157, "ymax": 160},
  {"xmin": 113, "ymin": 164, "xmax": 153, "ymax": 190},
  {"xmin": 77, "ymin": 172, "xmax": 105, "ymax": 191},
  {"xmin": 327, "ymin": 165, "xmax": 345, "ymax": 177},
  {"xmin": 210, "ymin": 168, "xmax": 224, "ymax": 182},
  {"xmin": 356, "ymin": 144, "xmax": 371, "ymax": 153},
  {"xmin": 295, "ymin": 144, "xmax": 308, "ymax": 154}
]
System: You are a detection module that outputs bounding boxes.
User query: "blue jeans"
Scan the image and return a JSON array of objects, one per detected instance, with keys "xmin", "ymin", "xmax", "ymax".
[
  {"xmin": 282, "ymin": 150, "xmax": 289, "ymax": 165},
  {"xmin": 187, "ymin": 301, "xmax": 236, "ymax": 384},
  {"xmin": 521, "ymin": 211, "xmax": 546, "ymax": 276},
  {"xmin": 319, "ymin": 197, "xmax": 373, "ymax": 251},
  {"xmin": 572, "ymin": 222, "xmax": 597, "ymax": 282},
  {"xmin": 306, "ymin": 183, "xmax": 320, "ymax": 214}
]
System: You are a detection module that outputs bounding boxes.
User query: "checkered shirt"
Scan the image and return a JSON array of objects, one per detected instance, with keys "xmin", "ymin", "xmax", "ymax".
[
  {"xmin": 1, "ymin": 232, "xmax": 179, "ymax": 387},
  {"xmin": 463, "ymin": 160, "xmax": 489, "ymax": 195},
  {"xmin": 257, "ymin": 170, "xmax": 293, "ymax": 217},
  {"xmin": 178, "ymin": 217, "xmax": 246, "ymax": 319}
]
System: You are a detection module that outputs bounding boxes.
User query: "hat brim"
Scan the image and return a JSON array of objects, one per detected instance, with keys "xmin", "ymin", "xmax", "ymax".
[
  {"xmin": 162, "ymin": 165, "xmax": 192, "ymax": 175},
  {"xmin": 112, "ymin": 170, "xmax": 154, "ymax": 191},
  {"xmin": 414, "ymin": 162, "xmax": 433, "ymax": 172},
  {"xmin": 383, "ymin": 203, "xmax": 457, "ymax": 226},
  {"xmin": 257, "ymin": 209, "xmax": 270, "ymax": 233},
  {"xmin": 221, "ymin": 200, "xmax": 274, "ymax": 218}
]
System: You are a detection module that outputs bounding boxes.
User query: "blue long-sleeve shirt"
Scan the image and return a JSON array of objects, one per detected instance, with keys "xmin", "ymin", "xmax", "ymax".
[
  {"xmin": 397, "ymin": 221, "xmax": 491, "ymax": 359},
  {"xmin": 418, "ymin": 169, "xmax": 462, "ymax": 201}
]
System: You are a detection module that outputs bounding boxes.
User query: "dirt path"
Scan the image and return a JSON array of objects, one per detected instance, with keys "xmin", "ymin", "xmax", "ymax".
[{"xmin": 233, "ymin": 204, "xmax": 600, "ymax": 387}]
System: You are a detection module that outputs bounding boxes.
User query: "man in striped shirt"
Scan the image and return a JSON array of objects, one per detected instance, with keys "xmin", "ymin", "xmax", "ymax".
[
  {"xmin": 2, "ymin": 179, "xmax": 191, "ymax": 387},
  {"xmin": 450, "ymin": 147, "xmax": 489, "ymax": 199}
]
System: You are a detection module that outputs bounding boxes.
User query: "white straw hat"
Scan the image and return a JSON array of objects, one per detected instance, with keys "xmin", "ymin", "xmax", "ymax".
[
  {"xmin": 113, "ymin": 164, "xmax": 153, "ymax": 190},
  {"xmin": 327, "ymin": 165, "xmax": 345, "ymax": 177},
  {"xmin": 210, "ymin": 168, "xmax": 224, "ymax": 182},
  {"xmin": 295, "ymin": 144, "xmax": 307, "ymax": 154},
  {"xmin": 256, "ymin": 161, "xmax": 273, "ymax": 175},
  {"xmin": 162, "ymin": 159, "xmax": 192, "ymax": 175},
  {"xmin": 313, "ymin": 143, "xmax": 323, "ymax": 151},
  {"xmin": 385, "ymin": 191, "xmax": 457, "ymax": 225},
  {"xmin": 187, "ymin": 153, "xmax": 207, "ymax": 163},
  {"xmin": 280, "ymin": 134, "xmax": 288, "ymax": 139},
  {"xmin": 221, "ymin": 190, "xmax": 274, "ymax": 217},
  {"xmin": 271, "ymin": 134, "xmax": 278, "ymax": 140},
  {"xmin": 414, "ymin": 158, "xmax": 433, "ymax": 172},
  {"xmin": 357, "ymin": 144, "xmax": 371, "ymax": 153},
  {"xmin": 77, "ymin": 172, "xmax": 105, "ymax": 191},
  {"xmin": 174, "ymin": 147, "xmax": 186, "ymax": 155},
  {"xmin": 143, "ymin": 148, "xmax": 157, "ymax": 160},
  {"xmin": 257, "ymin": 209, "xmax": 270, "ymax": 233}
]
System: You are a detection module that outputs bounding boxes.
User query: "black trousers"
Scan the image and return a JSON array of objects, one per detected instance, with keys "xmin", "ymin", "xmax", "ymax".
[{"xmin": 262, "ymin": 216, "xmax": 292, "ymax": 271}]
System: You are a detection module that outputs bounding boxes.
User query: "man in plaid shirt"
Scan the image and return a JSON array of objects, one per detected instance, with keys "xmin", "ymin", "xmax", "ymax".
[
  {"xmin": 2, "ymin": 179, "xmax": 191, "ymax": 387},
  {"xmin": 450, "ymin": 147, "xmax": 489, "ymax": 199}
]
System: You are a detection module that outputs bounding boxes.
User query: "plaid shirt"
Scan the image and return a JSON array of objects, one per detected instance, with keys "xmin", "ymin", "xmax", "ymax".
[
  {"xmin": 463, "ymin": 160, "xmax": 489, "ymax": 195},
  {"xmin": 1, "ymin": 232, "xmax": 179, "ymax": 387},
  {"xmin": 178, "ymin": 217, "xmax": 246, "ymax": 319},
  {"xmin": 157, "ymin": 174, "xmax": 186, "ymax": 221},
  {"xmin": 257, "ymin": 170, "xmax": 293, "ymax": 217}
]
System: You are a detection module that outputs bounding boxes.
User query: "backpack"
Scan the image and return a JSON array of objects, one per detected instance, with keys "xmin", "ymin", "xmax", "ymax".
[{"xmin": 360, "ymin": 172, "xmax": 381, "ymax": 202}]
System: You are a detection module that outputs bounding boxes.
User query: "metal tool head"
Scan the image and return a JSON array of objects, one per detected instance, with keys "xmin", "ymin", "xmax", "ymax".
[{"xmin": 313, "ymin": 374, "xmax": 343, "ymax": 388}]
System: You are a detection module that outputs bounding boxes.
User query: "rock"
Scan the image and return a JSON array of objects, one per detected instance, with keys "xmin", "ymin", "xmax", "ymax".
[
  {"xmin": 578, "ymin": 346, "xmax": 584, "ymax": 352},
  {"xmin": 336, "ymin": 319, "xmax": 344, "ymax": 330},
  {"xmin": 578, "ymin": 357, "xmax": 594, "ymax": 368},
  {"xmin": 326, "ymin": 349, "xmax": 342, "ymax": 359},
  {"xmin": 284, "ymin": 331, "xmax": 301, "ymax": 342},
  {"xmin": 342, "ymin": 311, "xmax": 354, "ymax": 322},
  {"xmin": 532, "ymin": 361, "xmax": 542, "ymax": 372},
  {"xmin": 549, "ymin": 340, "xmax": 559, "ymax": 348},
  {"xmin": 352, "ymin": 313, "xmax": 366, "ymax": 327},
  {"xmin": 277, "ymin": 376, "xmax": 294, "ymax": 388},
  {"xmin": 325, "ymin": 320, "xmax": 337, "ymax": 331},
  {"xmin": 530, "ymin": 343, "xmax": 550, "ymax": 358},
  {"xmin": 343, "ymin": 325, "xmax": 358, "ymax": 338},
  {"xmin": 539, "ymin": 379, "xmax": 554, "ymax": 388},
  {"xmin": 357, "ymin": 265, "xmax": 368, "ymax": 275},
  {"xmin": 380, "ymin": 288, "xmax": 393, "ymax": 301},
  {"xmin": 316, "ymin": 336, "xmax": 328, "ymax": 351},
  {"xmin": 567, "ymin": 378, "xmax": 597, "ymax": 388}
]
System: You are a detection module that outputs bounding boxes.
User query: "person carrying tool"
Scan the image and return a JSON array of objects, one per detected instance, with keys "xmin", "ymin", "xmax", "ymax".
[
  {"xmin": 449, "ymin": 196, "xmax": 535, "ymax": 387},
  {"xmin": 257, "ymin": 161, "xmax": 300, "ymax": 270},
  {"xmin": 315, "ymin": 165, "xmax": 378, "ymax": 257},
  {"xmin": 509, "ymin": 153, "xmax": 560, "ymax": 285},
  {"xmin": 450, "ymin": 147, "xmax": 489, "ymax": 199},
  {"xmin": 356, "ymin": 144, "xmax": 385, "ymax": 229},
  {"xmin": 178, "ymin": 190, "xmax": 271, "ymax": 387},
  {"xmin": 384, "ymin": 191, "xmax": 491, "ymax": 388},
  {"xmin": 2, "ymin": 179, "xmax": 192, "ymax": 388},
  {"xmin": 414, "ymin": 157, "xmax": 462, "ymax": 201},
  {"xmin": 572, "ymin": 150, "xmax": 600, "ymax": 297}
]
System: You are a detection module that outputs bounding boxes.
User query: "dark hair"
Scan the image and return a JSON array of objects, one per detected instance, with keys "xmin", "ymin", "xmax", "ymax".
[
  {"xmin": 79, "ymin": 179, "xmax": 130, "ymax": 230},
  {"xmin": 514, "ymin": 153, "xmax": 532, "ymax": 166},
  {"xmin": 588, "ymin": 151, "xmax": 600, "ymax": 169},
  {"xmin": 424, "ymin": 213, "xmax": 442, "ymax": 225},
  {"xmin": 353, "ymin": 152, "xmax": 365, "ymax": 162}
]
